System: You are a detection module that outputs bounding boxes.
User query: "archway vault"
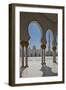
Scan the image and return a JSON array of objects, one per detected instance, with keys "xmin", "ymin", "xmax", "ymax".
[
  {"xmin": 20, "ymin": 12, "xmax": 58, "ymax": 68},
  {"xmin": 20, "ymin": 12, "xmax": 57, "ymax": 42}
]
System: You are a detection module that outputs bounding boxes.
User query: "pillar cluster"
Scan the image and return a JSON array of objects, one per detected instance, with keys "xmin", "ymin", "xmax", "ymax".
[
  {"xmin": 41, "ymin": 43, "xmax": 46, "ymax": 65},
  {"xmin": 40, "ymin": 36, "xmax": 57, "ymax": 65},
  {"xmin": 52, "ymin": 37, "xmax": 57, "ymax": 63},
  {"xmin": 21, "ymin": 41, "xmax": 29, "ymax": 68},
  {"xmin": 52, "ymin": 46, "xmax": 56, "ymax": 63},
  {"xmin": 20, "ymin": 36, "xmax": 57, "ymax": 68}
]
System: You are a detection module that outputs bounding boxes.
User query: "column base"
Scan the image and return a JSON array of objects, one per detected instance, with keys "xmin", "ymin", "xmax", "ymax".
[
  {"xmin": 43, "ymin": 62, "xmax": 46, "ymax": 65},
  {"xmin": 41, "ymin": 62, "xmax": 46, "ymax": 65},
  {"xmin": 21, "ymin": 66, "xmax": 25, "ymax": 68},
  {"xmin": 41, "ymin": 63, "xmax": 44, "ymax": 65},
  {"xmin": 25, "ymin": 65, "xmax": 29, "ymax": 68},
  {"xmin": 53, "ymin": 61, "xmax": 56, "ymax": 63}
]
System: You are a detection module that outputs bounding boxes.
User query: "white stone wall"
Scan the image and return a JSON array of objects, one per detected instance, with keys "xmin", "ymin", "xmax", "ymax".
[
  {"xmin": 20, "ymin": 47, "xmax": 58, "ymax": 57},
  {"xmin": 28, "ymin": 48, "xmax": 42, "ymax": 57},
  {"xmin": 20, "ymin": 47, "xmax": 42, "ymax": 57}
]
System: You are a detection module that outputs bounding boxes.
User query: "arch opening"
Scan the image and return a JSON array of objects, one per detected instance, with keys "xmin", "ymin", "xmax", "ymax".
[
  {"xmin": 28, "ymin": 21, "xmax": 43, "ymax": 49},
  {"xmin": 46, "ymin": 29, "xmax": 53, "ymax": 56}
]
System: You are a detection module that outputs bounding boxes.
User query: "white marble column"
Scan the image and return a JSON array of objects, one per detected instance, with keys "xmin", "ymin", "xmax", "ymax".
[
  {"xmin": 41, "ymin": 43, "xmax": 46, "ymax": 65},
  {"xmin": 43, "ymin": 49, "xmax": 46, "ymax": 64},
  {"xmin": 25, "ymin": 47, "xmax": 28, "ymax": 67},
  {"xmin": 52, "ymin": 46, "xmax": 56, "ymax": 63},
  {"xmin": 52, "ymin": 33, "xmax": 57, "ymax": 63},
  {"xmin": 42, "ymin": 49, "xmax": 43, "ymax": 65},
  {"xmin": 25, "ymin": 41, "xmax": 29, "ymax": 67},
  {"xmin": 22, "ymin": 46, "xmax": 24, "ymax": 67}
]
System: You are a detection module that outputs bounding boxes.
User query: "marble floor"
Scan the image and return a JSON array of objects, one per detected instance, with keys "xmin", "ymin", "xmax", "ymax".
[{"xmin": 20, "ymin": 57, "xmax": 58, "ymax": 78}]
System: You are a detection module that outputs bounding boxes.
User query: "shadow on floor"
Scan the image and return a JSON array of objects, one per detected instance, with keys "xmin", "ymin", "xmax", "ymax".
[
  {"xmin": 40, "ymin": 64, "xmax": 58, "ymax": 77},
  {"xmin": 20, "ymin": 67, "xmax": 25, "ymax": 77},
  {"xmin": 20, "ymin": 66, "xmax": 29, "ymax": 78}
]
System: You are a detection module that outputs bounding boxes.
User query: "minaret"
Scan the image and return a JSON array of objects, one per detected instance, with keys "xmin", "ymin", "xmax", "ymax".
[{"xmin": 48, "ymin": 32, "xmax": 50, "ymax": 56}]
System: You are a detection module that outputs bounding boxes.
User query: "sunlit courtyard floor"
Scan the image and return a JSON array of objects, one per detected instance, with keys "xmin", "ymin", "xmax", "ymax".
[{"xmin": 20, "ymin": 56, "xmax": 58, "ymax": 78}]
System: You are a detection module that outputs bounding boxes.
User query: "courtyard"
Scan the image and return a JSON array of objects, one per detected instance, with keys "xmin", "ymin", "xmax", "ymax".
[{"xmin": 20, "ymin": 56, "xmax": 58, "ymax": 78}]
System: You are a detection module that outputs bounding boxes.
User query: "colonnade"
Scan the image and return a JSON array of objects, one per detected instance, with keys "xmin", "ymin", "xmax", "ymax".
[
  {"xmin": 21, "ymin": 41, "xmax": 29, "ymax": 68},
  {"xmin": 21, "ymin": 40, "xmax": 57, "ymax": 68},
  {"xmin": 20, "ymin": 12, "xmax": 57, "ymax": 68},
  {"xmin": 41, "ymin": 43, "xmax": 46, "ymax": 65}
]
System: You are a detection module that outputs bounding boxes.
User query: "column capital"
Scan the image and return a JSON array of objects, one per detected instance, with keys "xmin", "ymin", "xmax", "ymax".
[
  {"xmin": 20, "ymin": 41, "xmax": 29, "ymax": 47},
  {"xmin": 20, "ymin": 41, "xmax": 25, "ymax": 47},
  {"xmin": 24, "ymin": 41, "xmax": 29, "ymax": 47},
  {"xmin": 41, "ymin": 43, "xmax": 46, "ymax": 49},
  {"xmin": 52, "ymin": 46, "xmax": 56, "ymax": 50}
]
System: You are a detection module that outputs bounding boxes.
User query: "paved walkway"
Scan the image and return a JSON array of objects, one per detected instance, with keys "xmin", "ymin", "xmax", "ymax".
[{"xmin": 20, "ymin": 57, "xmax": 58, "ymax": 78}]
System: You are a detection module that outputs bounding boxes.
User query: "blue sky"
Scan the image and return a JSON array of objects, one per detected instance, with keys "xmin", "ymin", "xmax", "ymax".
[{"xmin": 28, "ymin": 21, "xmax": 53, "ymax": 49}]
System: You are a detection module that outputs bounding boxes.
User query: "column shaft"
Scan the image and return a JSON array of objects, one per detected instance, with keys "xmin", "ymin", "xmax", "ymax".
[
  {"xmin": 53, "ymin": 50, "xmax": 56, "ymax": 63},
  {"xmin": 25, "ymin": 47, "xmax": 28, "ymax": 67},
  {"xmin": 22, "ymin": 46, "xmax": 24, "ymax": 67},
  {"xmin": 43, "ymin": 49, "xmax": 46, "ymax": 64},
  {"xmin": 41, "ymin": 43, "xmax": 46, "ymax": 65},
  {"xmin": 42, "ymin": 49, "xmax": 43, "ymax": 65}
]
